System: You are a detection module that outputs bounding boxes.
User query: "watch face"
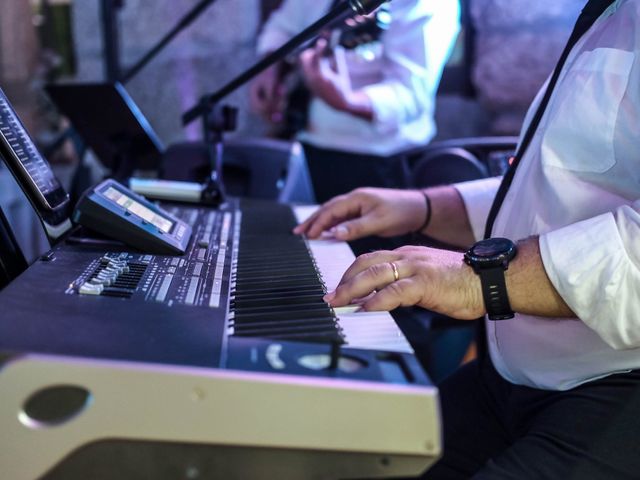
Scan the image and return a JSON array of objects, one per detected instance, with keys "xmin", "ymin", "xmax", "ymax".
[
  {"xmin": 471, "ymin": 238, "xmax": 515, "ymax": 258},
  {"xmin": 466, "ymin": 237, "xmax": 517, "ymax": 269}
]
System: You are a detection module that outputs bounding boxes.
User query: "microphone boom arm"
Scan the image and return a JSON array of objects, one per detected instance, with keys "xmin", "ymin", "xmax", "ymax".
[
  {"xmin": 179, "ymin": 0, "xmax": 388, "ymax": 207},
  {"xmin": 182, "ymin": 0, "xmax": 388, "ymax": 125}
]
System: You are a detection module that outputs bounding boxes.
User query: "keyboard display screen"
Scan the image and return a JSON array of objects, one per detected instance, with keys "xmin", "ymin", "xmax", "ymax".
[{"xmin": 103, "ymin": 186, "xmax": 174, "ymax": 233}]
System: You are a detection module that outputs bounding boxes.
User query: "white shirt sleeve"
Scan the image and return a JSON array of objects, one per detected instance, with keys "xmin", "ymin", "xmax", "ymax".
[
  {"xmin": 453, "ymin": 177, "xmax": 502, "ymax": 242},
  {"xmin": 540, "ymin": 201, "xmax": 640, "ymax": 349},
  {"xmin": 360, "ymin": 1, "xmax": 460, "ymax": 134},
  {"xmin": 256, "ymin": 0, "xmax": 460, "ymax": 138},
  {"xmin": 256, "ymin": 1, "xmax": 326, "ymax": 55}
]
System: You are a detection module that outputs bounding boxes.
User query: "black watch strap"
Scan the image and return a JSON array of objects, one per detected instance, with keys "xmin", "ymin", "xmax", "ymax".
[{"xmin": 478, "ymin": 267, "xmax": 514, "ymax": 320}]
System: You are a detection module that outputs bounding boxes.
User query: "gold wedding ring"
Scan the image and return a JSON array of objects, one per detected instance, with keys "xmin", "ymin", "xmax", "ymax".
[{"xmin": 389, "ymin": 262, "xmax": 400, "ymax": 282}]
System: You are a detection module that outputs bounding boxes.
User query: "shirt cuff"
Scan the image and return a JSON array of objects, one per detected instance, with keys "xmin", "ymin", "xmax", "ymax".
[
  {"xmin": 539, "ymin": 212, "xmax": 638, "ymax": 349},
  {"xmin": 453, "ymin": 177, "xmax": 501, "ymax": 241}
]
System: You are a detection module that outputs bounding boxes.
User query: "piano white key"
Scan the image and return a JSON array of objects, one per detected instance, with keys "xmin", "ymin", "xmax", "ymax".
[
  {"xmin": 339, "ymin": 312, "xmax": 413, "ymax": 352},
  {"xmin": 303, "ymin": 239, "xmax": 354, "ymax": 291},
  {"xmin": 294, "ymin": 206, "xmax": 413, "ymax": 354}
]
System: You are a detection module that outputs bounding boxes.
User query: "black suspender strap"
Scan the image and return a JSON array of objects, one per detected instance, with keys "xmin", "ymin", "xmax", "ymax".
[
  {"xmin": 483, "ymin": 0, "xmax": 617, "ymax": 239},
  {"xmin": 476, "ymin": 0, "xmax": 617, "ymax": 362}
]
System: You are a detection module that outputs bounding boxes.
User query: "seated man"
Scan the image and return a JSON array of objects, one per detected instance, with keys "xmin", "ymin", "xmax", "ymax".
[{"xmin": 295, "ymin": 0, "xmax": 640, "ymax": 477}]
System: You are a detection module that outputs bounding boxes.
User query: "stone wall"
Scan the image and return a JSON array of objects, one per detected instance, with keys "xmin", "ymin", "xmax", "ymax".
[
  {"xmin": 72, "ymin": 0, "xmax": 263, "ymax": 145},
  {"xmin": 470, "ymin": 0, "xmax": 585, "ymax": 134},
  {"xmin": 0, "ymin": 0, "xmax": 41, "ymax": 131}
]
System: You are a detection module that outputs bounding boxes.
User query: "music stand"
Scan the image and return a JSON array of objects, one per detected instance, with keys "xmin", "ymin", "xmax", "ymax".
[{"xmin": 45, "ymin": 82, "xmax": 165, "ymax": 181}]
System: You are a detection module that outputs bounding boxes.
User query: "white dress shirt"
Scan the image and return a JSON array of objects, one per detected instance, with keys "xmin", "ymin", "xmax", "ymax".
[
  {"xmin": 456, "ymin": 0, "xmax": 640, "ymax": 390},
  {"xmin": 257, "ymin": 0, "xmax": 460, "ymax": 155}
]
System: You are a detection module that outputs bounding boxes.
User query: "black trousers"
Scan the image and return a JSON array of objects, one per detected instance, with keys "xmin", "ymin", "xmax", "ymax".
[{"xmin": 422, "ymin": 356, "xmax": 640, "ymax": 479}]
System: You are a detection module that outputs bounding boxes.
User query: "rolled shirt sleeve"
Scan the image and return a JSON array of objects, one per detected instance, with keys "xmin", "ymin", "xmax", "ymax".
[
  {"xmin": 540, "ymin": 201, "xmax": 640, "ymax": 349},
  {"xmin": 361, "ymin": 1, "xmax": 460, "ymax": 134},
  {"xmin": 454, "ymin": 177, "xmax": 502, "ymax": 242}
]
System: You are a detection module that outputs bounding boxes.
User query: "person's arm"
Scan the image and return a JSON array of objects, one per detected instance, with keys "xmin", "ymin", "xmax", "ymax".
[
  {"xmin": 294, "ymin": 175, "xmax": 501, "ymax": 244},
  {"xmin": 323, "ymin": 234, "xmax": 575, "ymax": 320},
  {"xmin": 298, "ymin": 40, "xmax": 375, "ymax": 121},
  {"xmin": 418, "ymin": 185, "xmax": 475, "ymax": 248},
  {"xmin": 297, "ymin": 0, "xmax": 460, "ymax": 125},
  {"xmin": 251, "ymin": 1, "xmax": 327, "ymax": 120},
  {"xmin": 294, "ymin": 182, "xmax": 479, "ymax": 246},
  {"xmin": 325, "ymin": 198, "xmax": 640, "ymax": 326},
  {"xmin": 358, "ymin": 0, "xmax": 460, "ymax": 132},
  {"xmin": 296, "ymin": 181, "xmax": 578, "ymax": 321},
  {"xmin": 249, "ymin": 60, "xmax": 286, "ymax": 121},
  {"xmin": 505, "ymin": 237, "xmax": 574, "ymax": 317},
  {"xmin": 540, "ymin": 203, "xmax": 640, "ymax": 349}
]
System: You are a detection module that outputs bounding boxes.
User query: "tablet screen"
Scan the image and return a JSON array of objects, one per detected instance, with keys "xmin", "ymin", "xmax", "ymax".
[{"xmin": 0, "ymin": 88, "xmax": 69, "ymax": 212}]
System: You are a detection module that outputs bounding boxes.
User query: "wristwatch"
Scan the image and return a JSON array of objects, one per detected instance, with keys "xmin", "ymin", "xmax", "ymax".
[{"xmin": 464, "ymin": 238, "xmax": 518, "ymax": 320}]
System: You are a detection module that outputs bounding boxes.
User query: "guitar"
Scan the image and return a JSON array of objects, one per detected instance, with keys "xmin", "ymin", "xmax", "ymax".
[{"xmin": 272, "ymin": 4, "xmax": 391, "ymax": 139}]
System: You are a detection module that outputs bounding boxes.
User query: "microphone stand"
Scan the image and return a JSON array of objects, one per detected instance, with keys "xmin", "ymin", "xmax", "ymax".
[
  {"xmin": 49, "ymin": 0, "xmax": 222, "ymax": 200},
  {"xmin": 101, "ymin": 0, "xmax": 125, "ymax": 82},
  {"xmin": 181, "ymin": 0, "xmax": 389, "ymax": 206}
]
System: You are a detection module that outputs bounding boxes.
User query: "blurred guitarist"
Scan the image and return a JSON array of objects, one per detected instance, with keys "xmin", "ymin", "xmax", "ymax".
[{"xmin": 251, "ymin": 0, "xmax": 461, "ymax": 204}]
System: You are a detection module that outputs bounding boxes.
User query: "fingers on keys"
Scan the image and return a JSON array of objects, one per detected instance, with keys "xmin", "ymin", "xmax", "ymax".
[
  {"xmin": 293, "ymin": 196, "xmax": 357, "ymax": 238},
  {"xmin": 325, "ymin": 252, "xmax": 415, "ymax": 310}
]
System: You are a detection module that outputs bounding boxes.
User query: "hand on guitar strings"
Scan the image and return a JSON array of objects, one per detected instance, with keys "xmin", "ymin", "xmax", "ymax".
[
  {"xmin": 299, "ymin": 39, "xmax": 374, "ymax": 121},
  {"xmin": 249, "ymin": 63, "xmax": 287, "ymax": 124}
]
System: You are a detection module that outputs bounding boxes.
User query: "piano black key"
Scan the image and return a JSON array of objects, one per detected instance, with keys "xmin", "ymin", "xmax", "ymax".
[
  {"xmin": 234, "ymin": 301, "xmax": 330, "ymax": 316},
  {"xmin": 231, "ymin": 285, "xmax": 325, "ymax": 300},
  {"xmin": 262, "ymin": 331, "xmax": 345, "ymax": 344},
  {"xmin": 235, "ymin": 257, "xmax": 315, "ymax": 268},
  {"xmin": 233, "ymin": 276, "xmax": 322, "ymax": 290},
  {"xmin": 237, "ymin": 242, "xmax": 307, "ymax": 254},
  {"xmin": 232, "ymin": 272, "xmax": 320, "ymax": 284},
  {"xmin": 233, "ymin": 323, "xmax": 342, "ymax": 339},
  {"xmin": 231, "ymin": 293, "xmax": 325, "ymax": 309},
  {"xmin": 233, "ymin": 263, "xmax": 318, "ymax": 276},
  {"xmin": 231, "ymin": 317, "xmax": 336, "ymax": 332},
  {"xmin": 235, "ymin": 249, "xmax": 311, "ymax": 261},
  {"xmin": 230, "ymin": 202, "xmax": 343, "ymax": 344},
  {"xmin": 233, "ymin": 306, "xmax": 333, "ymax": 323}
]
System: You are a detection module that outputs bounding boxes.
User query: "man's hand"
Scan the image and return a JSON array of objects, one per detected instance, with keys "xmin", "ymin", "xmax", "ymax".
[
  {"xmin": 299, "ymin": 40, "xmax": 373, "ymax": 121},
  {"xmin": 249, "ymin": 63, "xmax": 286, "ymax": 123},
  {"xmin": 324, "ymin": 246, "xmax": 485, "ymax": 320},
  {"xmin": 323, "ymin": 238, "xmax": 576, "ymax": 321},
  {"xmin": 293, "ymin": 187, "xmax": 427, "ymax": 241}
]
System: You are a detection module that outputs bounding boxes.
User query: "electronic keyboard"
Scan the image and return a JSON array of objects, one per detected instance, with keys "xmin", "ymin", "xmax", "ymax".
[{"xmin": 0, "ymin": 199, "xmax": 441, "ymax": 480}]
